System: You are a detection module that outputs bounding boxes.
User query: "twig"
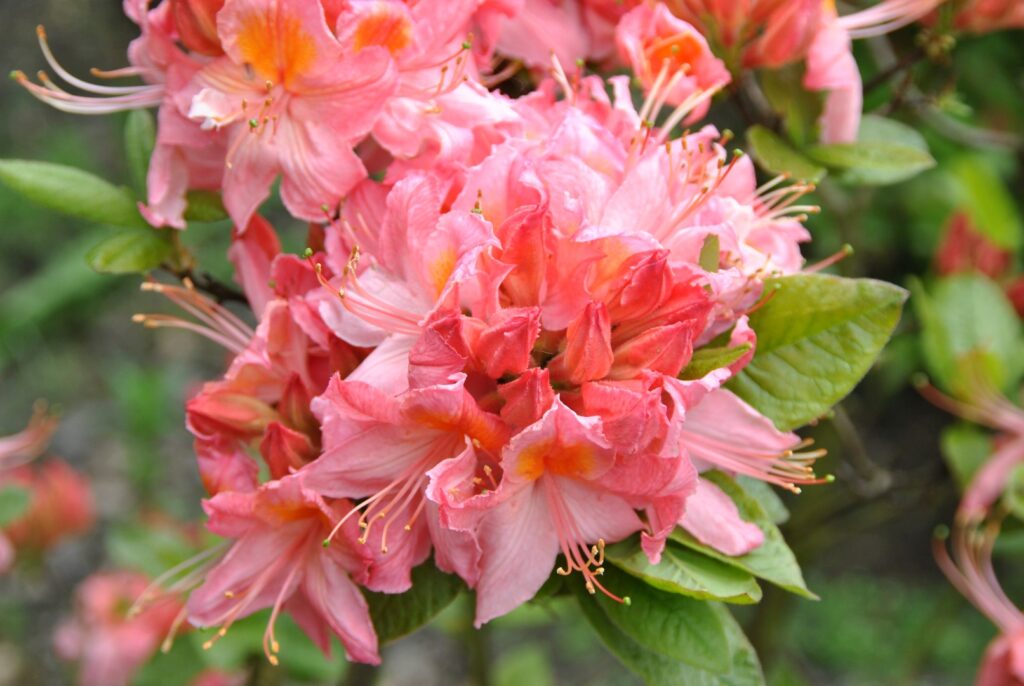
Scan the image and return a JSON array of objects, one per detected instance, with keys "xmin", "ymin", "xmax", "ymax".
[
  {"xmin": 864, "ymin": 46, "xmax": 926, "ymax": 95},
  {"xmin": 163, "ymin": 265, "xmax": 248, "ymax": 305}
]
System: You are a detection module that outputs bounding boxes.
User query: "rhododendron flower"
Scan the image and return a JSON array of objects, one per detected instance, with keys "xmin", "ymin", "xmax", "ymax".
[
  {"xmin": 2, "ymin": 458, "xmax": 95, "ymax": 567},
  {"xmin": 186, "ymin": 474, "xmax": 379, "ymax": 665},
  {"xmin": 299, "ymin": 73, "xmax": 825, "ymax": 622},
  {"xmin": 615, "ymin": 2, "xmax": 731, "ymax": 118},
  {"xmin": 54, "ymin": 571, "xmax": 184, "ymax": 686},
  {"xmin": 934, "ymin": 448, "xmax": 1024, "ymax": 686},
  {"xmin": 187, "ymin": 0, "xmax": 397, "ymax": 227}
]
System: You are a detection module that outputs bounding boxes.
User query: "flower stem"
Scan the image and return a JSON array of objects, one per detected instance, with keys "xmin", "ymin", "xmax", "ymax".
[{"xmin": 464, "ymin": 601, "xmax": 492, "ymax": 686}]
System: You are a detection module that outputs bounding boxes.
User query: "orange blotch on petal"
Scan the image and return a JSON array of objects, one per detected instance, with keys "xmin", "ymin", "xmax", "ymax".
[
  {"xmin": 516, "ymin": 440, "xmax": 596, "ymax": 481},
  {"xmin": 647, "ymin": 34, "xmax": 703, "ymax": 75},
  {"xmin": 353, "ymin": 9, "xmax": 413, "ymax": 55},
  {"xmin": 236, "ymin": 11, "xmax": 317, "ymax": 87}
]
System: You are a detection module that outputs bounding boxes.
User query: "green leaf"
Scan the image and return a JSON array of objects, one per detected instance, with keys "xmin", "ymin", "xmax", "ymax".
[
  {"xmin": 727, "ymin": 273, "xmax": 907, "ymax": 430},
  {"xmin": 0, "ymin": 485, "xmax": 31, "ymax": 526},
  {"xmin": 940, "ymin": 423, "xmax": 993, "ymax": 490},
  {"xmin": 759, "ymin": 66, "xmax": 823, "ymax": 147},
  {"xmin": 736, "ymin": 476, "xmax": 789, "ymax": 525},
  {"xmin": 746, "ymin": 126, "xmax": 825, "ymax": 182},
  {"xmin": 607, "ymin": 540, "xmax": 763, "ymax": 604},
  {"xmin": 85, "ymin": 228, "xmax": 174, "ymax": 274},
  {"xmin": 576, "ymin": 583, "xmax": 765, "ymax": 686},
  {"xmin": 184, "ymin": 190, "xmax": 229, "ymax": 223},
  {"xmin": 912, "ymin": 274, "xmax": 1024, "ymax": 393},
  {"xmin": 107, "ymin": 522, "xmax": 198, "ymax": 578},
  {"xmin": 364, "ymin": 561, "xmax": 463, "ymax": 644},
  {"xmin": 680, "ymin": 343, "xmax": 752, "ymax": 381},
  {"xmin": 592, "ymin": 565, "xmax": 730, "ymax": 672},
  {"xmin": 671, "ymin": 473, "xmax": 816, "ymax": 599},
  {"xmin": 950, "ymin": 155, "xmax": 1022, "ymax": 250},
  {"xmin": 0, "ymin": 159, "xmax": 146, "ymax": 228},
  {"xmin": 124, "ymin": 109, "xmax": 156, "ymax": 199},
  {"xmin": 807, "ymin": 142, "xmax": 935, "ymax": 185}
]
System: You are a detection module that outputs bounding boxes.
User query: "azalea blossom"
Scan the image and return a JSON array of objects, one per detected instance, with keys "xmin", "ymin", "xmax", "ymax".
[
  {"xmin": 54, "ymin": 571, "xmax": 185, "ymax": 686},
  {"xmin": 2, "ymin": 458, "xmax": 95, "ymax": 569},
  {"xmin": 303, "ymin": 72, "xmax": 825, "ymax": 623},
  {"xmin": 186, "ymin": 474, "xmax": 379, "ymax": 665}
]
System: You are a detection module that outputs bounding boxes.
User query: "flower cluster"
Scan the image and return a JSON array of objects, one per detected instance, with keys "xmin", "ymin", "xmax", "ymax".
[{"xmin": 15, "ymin": 0, "xmax": 950, "ymax": 673}]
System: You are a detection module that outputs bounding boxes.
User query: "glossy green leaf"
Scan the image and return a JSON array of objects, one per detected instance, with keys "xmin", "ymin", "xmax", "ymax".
[
  {"xmin": 807, "ymin": 118, "xmax": 935, "ymax": 186},
  {"xmin": 727, "ymin": 273, "xmax": 907, "ymax": 430},
  {"xmin": 184, "ymin": 190, "xmax": 229, "ymax": 223},
  {"xmin": 671, "ymin": 473, "xmax": 815, "ymax": 599},
  {"xmin": 364, "ymin": 562, "xmax": 463, "ymax": 644},
  {"xmin": 86, "ymin": 228, "xmax": 174, "ymax": 274},
  {"xmin": 940, "ymin": 422, "xmax": 993, "ymax": 490},
  {"xmin": 912, "ymin": 274, "xmax": 1024, "ymax": 393},
  {"xmin": 576, "ymin": 583, "xmax": 765, "ymax": 686},
  {"xmin": 680, "ymin": 343, "xmax": 752, "ymax": 381},
  {"xmin": 0, "ymin": 159, "xmax": 146, "ymax": 228},
  {"xmin": 736, "ymin": 476, "xmax": 789, "ymax": 525},
  {"xmin": 0, "ymin": 485, "xmax": 31, "ymax": 526},
  {"xmin": 593, "ymin": 564, "xmax": 730, "ymax": 672},
  {"xmin": 107, "ymin": 522, "xmax": 199, "ymax": 578},
  {"xmin": 746, "ymin": 125, "xmax": 825, "ymax": 182},
  {"xmin": 759, "ymin": 66, "xmax": 823, "ymax": 147},
  {"xmin": 124, "ymin": 109, "xmax": 156, "ymax": 199},
  {"xmin": 607, "ymin": 540, "xmax": 763, "ymax": 604}
]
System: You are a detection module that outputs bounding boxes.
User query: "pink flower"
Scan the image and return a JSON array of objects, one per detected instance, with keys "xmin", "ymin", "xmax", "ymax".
[
  {"xmin": 2, "ymin": 459, "xmax": 95, "ymax": 567},
  {"xmin": 303, "ymin": 371, "xmax": 507, "ymax": 591},
  {"xmin": 54, "ymin": 571, "xmax": 184, "ymax": 686},
  {"xmin": 296, "ymin": 76, "xmax": 825, "ymax": 619},
  {"xmin": 935, "ymin": 485, "xmax": 1024, "ymax": 686},
  {"xmin": 439, "ymin": 398, "xmax": 674, "ymax": 625},
  {"xmin": 187, "ymin": 0, "xmax": 397, "ymax": 227},
  {"xmin": 187, "ymin": 474, "xmax": 379, "ymax": 665},
  {"xmin": 615, "ymin": 2, "xmax": 730, "ymax": 118}
]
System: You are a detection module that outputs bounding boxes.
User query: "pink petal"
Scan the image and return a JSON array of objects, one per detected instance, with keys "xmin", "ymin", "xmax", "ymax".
[{"xmin": 680, "ymin": 480, "xmax": 764, "ymax": 556}]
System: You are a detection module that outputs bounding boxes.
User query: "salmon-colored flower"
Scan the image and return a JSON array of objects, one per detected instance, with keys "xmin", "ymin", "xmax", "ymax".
[
  {"xmin": 3, "ymin": 459, "xmax": 95, "ymax": 564},
  {"xmin": 54, "ymin": 570, "xmax": 184, "ymax": 686},
  {"xmin": 186, "ymin": 474, "xmax": 379, "ymax": 665},
  {"xmin": 187, "ymin": 0, "xmax": 397, "ymax": 227}
]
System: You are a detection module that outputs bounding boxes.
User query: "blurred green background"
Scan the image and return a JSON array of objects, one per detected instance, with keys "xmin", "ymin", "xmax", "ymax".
[{"xmin": 1, "ymin": 1, "xmax": 1023, "ymax": 684}]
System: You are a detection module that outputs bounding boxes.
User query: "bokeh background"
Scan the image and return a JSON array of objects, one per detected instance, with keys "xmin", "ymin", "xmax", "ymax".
[{"xmin": 1, "ymin": 1, "xmax": 1023, "ymax": 684}]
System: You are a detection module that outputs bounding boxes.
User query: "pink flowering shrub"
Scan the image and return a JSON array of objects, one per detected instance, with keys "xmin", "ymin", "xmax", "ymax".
[{"xmin": 4, "ymin": 0, "xmax": 1021, "ymax": 684}]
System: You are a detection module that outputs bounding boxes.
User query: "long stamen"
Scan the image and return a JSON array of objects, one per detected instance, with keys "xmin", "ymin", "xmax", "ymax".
[
  {"xmin": 682, "ymin": 430, "xmax": 830, "ymax": 493},
  {"xmin": 839, "ymin": 0, "xmax": 945, "ymax": 39}
]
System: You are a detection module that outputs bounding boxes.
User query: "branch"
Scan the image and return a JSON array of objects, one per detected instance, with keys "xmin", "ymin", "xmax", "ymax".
[{"xmin": 162, "ymin": 264, "xmax": 248, "ymax": 305}]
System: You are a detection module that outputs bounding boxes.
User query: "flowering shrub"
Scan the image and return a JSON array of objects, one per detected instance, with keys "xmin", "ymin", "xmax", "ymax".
[{"xmin": 1, "ymin": 0, "xmax": 1022, "ymax": 684}]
